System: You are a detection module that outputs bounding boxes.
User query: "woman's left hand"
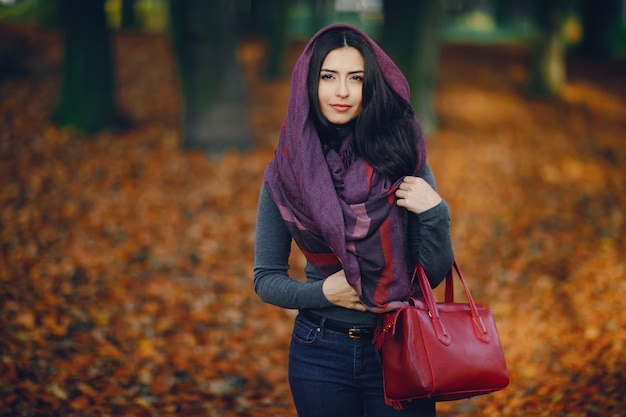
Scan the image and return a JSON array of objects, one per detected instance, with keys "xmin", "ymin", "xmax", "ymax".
[{"xmin": 395, "ymin": 176, "xmax": 442, "ymax": 214}]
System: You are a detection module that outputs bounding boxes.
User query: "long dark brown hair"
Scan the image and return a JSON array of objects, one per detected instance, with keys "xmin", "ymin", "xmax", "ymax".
[{"xmin": 307, "ymin": 28, "xmax": 419, "ymax": 181}]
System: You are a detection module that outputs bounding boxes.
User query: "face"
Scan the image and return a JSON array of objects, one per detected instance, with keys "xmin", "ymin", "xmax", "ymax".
[{"xmin": 317, "ymin": 46, "xmax": 364, "ymax": 125}]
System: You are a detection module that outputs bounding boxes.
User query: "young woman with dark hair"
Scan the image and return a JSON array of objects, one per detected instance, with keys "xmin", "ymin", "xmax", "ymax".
[
  {"xmin": 254, "ymin": 24, "xmax": 454, "ymax": 416},
  {"xmin": 307, "ymin": 28, "xmax": 418, "ymax": 181}
]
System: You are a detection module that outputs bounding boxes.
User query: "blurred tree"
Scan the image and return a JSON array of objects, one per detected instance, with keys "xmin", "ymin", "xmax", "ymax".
[
  {"xmin": 245, "ymin": 0, "xmax": 290, "ymax": 79},
  {"xmin": 310, "ymin": 0, "xmax": 334, "ymax": 32},
  {"xmin": 120, "ymin": 0, "xmax": 137, "ymax": 30},
  {"xmin": 382, "ymin": 0, "xmax": 442, "ymax": 133},
  {"xmin": 527, "ymin": 0, "xmax": 573, "ymax": 97},
  {"xmin": 0, "ymin": 0, "xmax": 58, "ymax": 25},
  {"xmin": 494, "ymin": 0, "xmax": 530, "ymax": 28},
  {"xmin": 578, "ymin": 0, "xmax": 621, "ymax": 58},
  {"xmin": 169, "ymin": 0, "xmax": 251, "ymax": 153},
  {"xmin": 54, "ymin": 0, "xmax": 118, "ymax": 133}
]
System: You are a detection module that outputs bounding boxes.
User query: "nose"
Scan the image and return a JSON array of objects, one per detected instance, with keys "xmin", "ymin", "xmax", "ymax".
[{"xmin": 336, "ymin": 80, "xmax": 349, "ymax": 98}]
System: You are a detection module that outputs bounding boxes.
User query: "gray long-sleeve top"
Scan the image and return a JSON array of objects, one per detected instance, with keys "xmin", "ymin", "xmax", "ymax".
[{"xmin": 253, "ymin": 162, "xmax": 454, "ymax": 326}]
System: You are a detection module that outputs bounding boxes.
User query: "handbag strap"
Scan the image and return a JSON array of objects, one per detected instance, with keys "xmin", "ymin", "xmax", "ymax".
[
  {"xmin": 410, "ymin": 262, "xmax": 455, "ymax": 303},
  {"xmin": 411, "ymin": 261, "xmax": 491, "ymax": 344},
  {"xmin": 444, "ymin": 269, "xmax": 454, "ymax": 303}
]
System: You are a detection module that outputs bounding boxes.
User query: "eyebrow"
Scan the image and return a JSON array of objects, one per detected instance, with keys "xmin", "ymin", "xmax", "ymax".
[{"xmin": 320, "ymin": 68, "xmax": 365, "ymax": 74}]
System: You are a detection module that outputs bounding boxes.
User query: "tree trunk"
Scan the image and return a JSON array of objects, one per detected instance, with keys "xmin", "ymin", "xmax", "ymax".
[
  {"xmin": 121, "ymin": 0, "xmax": 137, "ymax": 30},
  {"xmin": 54, "ymin": 0, "xmax": 118, "ymax": 134},
  {"xmin": 382, "ymin": 0, "xmax": 442, "ymax": 133},
  {"xmin": 527, "ymin": 0, "xmax": 572, "ymax": 97},
  {"xmin": 310, "ymin": 0, "xmax": 334, "ymax": 32},
  {"xmin": 246, "ymin": 0, "xmax": 290, "ymax": 79},
  {"xmin": 579, "ymin": 0, "xmax": 620, "ymax": 58},
  {"xmin": 169, "ymin": 0, "xmax": 251, "ymax": 153},
  {"xmin": 262, "ymin": 0, "xmax": 290, "ymax": 79}
]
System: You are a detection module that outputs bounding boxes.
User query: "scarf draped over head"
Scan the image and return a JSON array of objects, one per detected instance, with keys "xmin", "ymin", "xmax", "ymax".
[{"xmin": 263, "ymin": 24, "xmax": 426, "ymax": 312}]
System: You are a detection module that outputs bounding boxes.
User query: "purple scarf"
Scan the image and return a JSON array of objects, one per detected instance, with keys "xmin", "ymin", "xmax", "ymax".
[{"xmin": 263, "ymin": 24, "xmax": 426, "ymax": 312}]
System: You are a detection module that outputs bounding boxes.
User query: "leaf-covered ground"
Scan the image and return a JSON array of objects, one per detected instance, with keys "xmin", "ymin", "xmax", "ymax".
[{"xmin": 1, "ymin": 24, "xmax": 625, "ymax": 417}]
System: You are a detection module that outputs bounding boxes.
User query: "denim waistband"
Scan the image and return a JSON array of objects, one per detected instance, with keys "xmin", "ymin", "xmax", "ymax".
[{"xmin": 299, "ymin": 310, "xmax": 375, "ymax": 339}]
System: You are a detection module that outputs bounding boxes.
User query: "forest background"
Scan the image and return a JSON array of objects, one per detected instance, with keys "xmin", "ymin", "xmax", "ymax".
[{"xmin": 1, "ymin": 1, "xmax": 625, "ymax": 416}]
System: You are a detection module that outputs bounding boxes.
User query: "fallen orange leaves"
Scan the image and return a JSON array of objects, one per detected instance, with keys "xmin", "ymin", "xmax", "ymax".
[{"xmin": 1, "ymin": 25, "xmax": 625, "ymax": 417}]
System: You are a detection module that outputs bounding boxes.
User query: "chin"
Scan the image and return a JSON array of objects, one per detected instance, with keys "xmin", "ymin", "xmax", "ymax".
[{"xmin": 326, "ymin": 115, "xmax": 357, "ymax": 125}]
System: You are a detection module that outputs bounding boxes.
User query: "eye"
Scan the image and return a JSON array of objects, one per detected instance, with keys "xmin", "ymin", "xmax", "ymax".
[
  {"xmin": 320, "ymin": 73, "xmax": 334, "ymax": 80},
  {"xmin": 351, "ymin": 75, "xmax": 364, "ymax": 82}
]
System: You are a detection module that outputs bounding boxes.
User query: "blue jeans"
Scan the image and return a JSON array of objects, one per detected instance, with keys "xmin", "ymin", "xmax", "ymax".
[{"xmin": 288, "ymin": 314, "xmax": 436, "ymax": 417}]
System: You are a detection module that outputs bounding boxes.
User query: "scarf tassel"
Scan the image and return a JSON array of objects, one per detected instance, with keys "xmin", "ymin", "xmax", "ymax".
[
  {"xmin": 385, "ymin": 397, "xmax": 409, "ymax": 410},
  {"xmin": 375, "ymin": 312, "xmax": 409, "ymax": 410}
]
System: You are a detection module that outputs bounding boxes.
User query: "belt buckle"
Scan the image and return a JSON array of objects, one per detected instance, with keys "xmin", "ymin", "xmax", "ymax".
[{"xmin": 348, "ymin": 328, "xmax": 362, "ymax": 339}]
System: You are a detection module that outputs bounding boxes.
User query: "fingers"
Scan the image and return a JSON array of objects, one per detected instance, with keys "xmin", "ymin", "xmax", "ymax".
[
  {"xmin": 395, "ymin": 188, "xmax": 408, "ymax": 199},
  {"xmin": 398, "ymin": 176, "xmax": 418, "ymax": 187},
  {"xmin": 395, "ymin": 176, "xmax": 442, "ymax": 214},
  {"xmin": 353, "ymin": 302, "xmax": 368, "ymax": 312},
  {"xmin": 344, "ymin": 290, "xmax": 366, "ymax": 311},
  {"xmin": 396, "ymin": 177, "xmax": 419, "ymax": 196},
  {"xmin": 343, "ymin": 286, "xmax": 365, "ymax": 311},
  {"xmin": 322, "ymin": 271, "xmax": 368, "ymax": 311},
  {"xmin": 395, "ymin": 176, "xmax": 418, "ymax": 201},
  {"xmin": 397, "ymin": 176, "xmax": 421, "ymax": 189}
]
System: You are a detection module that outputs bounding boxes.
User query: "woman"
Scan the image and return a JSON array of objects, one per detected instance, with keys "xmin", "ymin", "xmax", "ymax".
[{"xmin": 254, "ymin": 24, "xmax": 454, "ymax": 416}]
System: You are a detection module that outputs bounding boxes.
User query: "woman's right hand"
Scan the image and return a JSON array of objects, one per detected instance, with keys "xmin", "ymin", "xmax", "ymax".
[{"xmin": 322, "ymin": 270, "xmax": 367, "ymax": 311}]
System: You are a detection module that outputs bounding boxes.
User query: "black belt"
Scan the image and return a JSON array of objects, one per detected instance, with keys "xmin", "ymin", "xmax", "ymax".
[{"xmin": 299, "ymin": 310, "xmax": 375, "ymax": 339}]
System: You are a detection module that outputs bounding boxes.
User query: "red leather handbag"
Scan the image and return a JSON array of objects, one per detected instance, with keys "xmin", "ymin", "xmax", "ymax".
[{"xmin": 376, "ymin": 261, "xmax": 509, "ymax": 409}]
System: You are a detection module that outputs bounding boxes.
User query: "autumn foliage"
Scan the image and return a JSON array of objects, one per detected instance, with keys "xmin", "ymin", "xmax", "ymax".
[{"xmin": 1, "ymin": 24, "xmax": 625, "ymax": 416}]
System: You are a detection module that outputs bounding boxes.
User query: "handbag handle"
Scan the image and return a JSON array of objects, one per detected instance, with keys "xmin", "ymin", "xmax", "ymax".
[{"xmin": 410, "ymin": 261, "xmax": 491, "ymax": 344}]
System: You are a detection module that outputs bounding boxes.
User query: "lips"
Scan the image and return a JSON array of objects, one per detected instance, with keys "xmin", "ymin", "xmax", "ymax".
[{"xmin": 330, "ymin": 104, "xmax": 352, "ymax": 112}]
